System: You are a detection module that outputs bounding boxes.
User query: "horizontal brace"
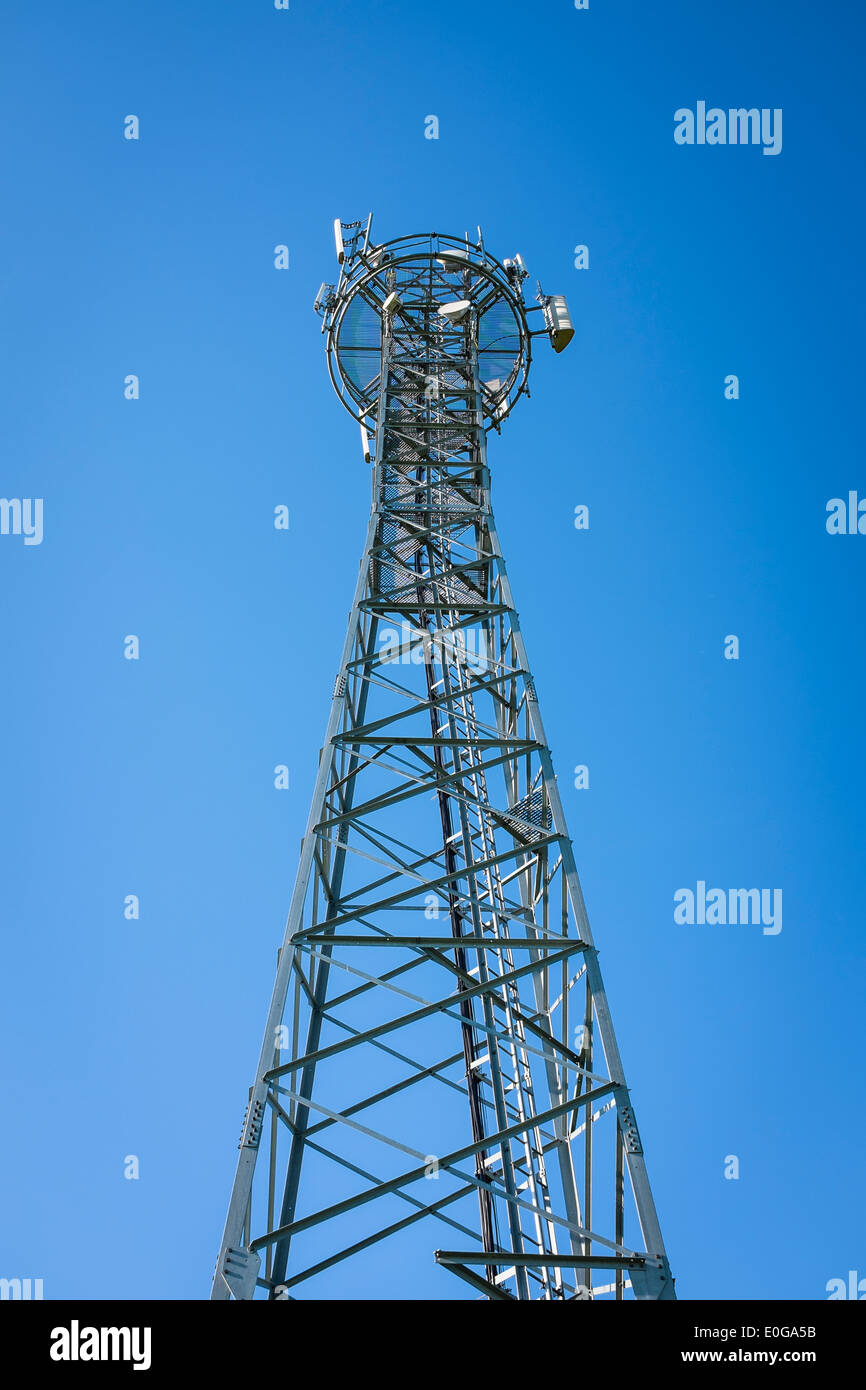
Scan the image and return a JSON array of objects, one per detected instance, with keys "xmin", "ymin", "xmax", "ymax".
[
  {"xmin": 436, "ymin": 1251, "xmax": 649, "ymax": 1271},
  {"xmin": 297, "ymin": 935, "xmax": 584, "ymax": 951},
  {"xmin": 362, "ymin": 602, "xmax": 505, "ymax": 614},
  {"xmin": 332, "ymin": 737, "xmax": 542, "ymax": 750}
]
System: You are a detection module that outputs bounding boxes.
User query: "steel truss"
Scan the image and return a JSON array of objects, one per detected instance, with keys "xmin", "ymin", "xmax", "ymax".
[{"xmin": 211, "ymin": 224, "xmax": 674, "ymax": 1301}]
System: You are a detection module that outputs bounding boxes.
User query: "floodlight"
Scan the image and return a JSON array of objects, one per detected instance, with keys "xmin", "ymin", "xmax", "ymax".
[{"xmin": 540, "ymin": 293, "xmax": 574, "ymax": 352}]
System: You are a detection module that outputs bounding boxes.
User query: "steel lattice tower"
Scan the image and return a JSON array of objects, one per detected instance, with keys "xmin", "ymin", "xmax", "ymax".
[{"xmin": 211, "ymin": 217, "xmax": 674, "ymax": 1302}]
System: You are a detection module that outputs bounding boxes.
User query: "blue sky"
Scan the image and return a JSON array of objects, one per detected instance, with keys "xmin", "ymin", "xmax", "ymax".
[{"xmin": 1, "ymin": 0, "xmax": 864, "ymax": 1300}]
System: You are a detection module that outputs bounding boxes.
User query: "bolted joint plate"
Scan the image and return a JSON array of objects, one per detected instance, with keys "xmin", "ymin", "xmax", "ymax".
[
  {"xmin": 239, "ymin": 1096, "xmax": 265, "ymax": 1150},
  {"xmin": 219, "ymin": 1247, "xmax": 261, "ymax": 1301},
  {"xmin": 616, "ymin": 1092, "xmax": 644, "ymax": 1155}
]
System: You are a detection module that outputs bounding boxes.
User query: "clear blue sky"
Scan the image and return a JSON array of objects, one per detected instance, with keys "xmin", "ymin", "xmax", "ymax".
[{"xmin": 1, "ymin": 0, "xmax": 864, "ymax": 1300}]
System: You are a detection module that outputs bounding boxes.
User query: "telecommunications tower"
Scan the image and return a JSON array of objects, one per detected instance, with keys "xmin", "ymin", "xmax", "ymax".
[{"xmin": 211, "ymin": 217, "xmax": 674, "ymax": 1301}]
